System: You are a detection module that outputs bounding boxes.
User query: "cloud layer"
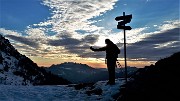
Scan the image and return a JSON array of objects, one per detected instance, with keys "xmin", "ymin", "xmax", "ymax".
[
  {"xmin": 0, "ymin": 0, "xmax": 118, "ymax": 59},
  {"xmin": 125, "ymin": 27, "xmax": 180, "ymax": 61},
  {"xmin": 0, "ymin": 0, "xmax": 179, "ymax": 66}
]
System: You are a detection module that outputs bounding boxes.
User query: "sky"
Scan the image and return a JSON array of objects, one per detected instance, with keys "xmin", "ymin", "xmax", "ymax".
[{"xmin": 0, "ymin": 0, "xmax": 179, "ymax": 68}]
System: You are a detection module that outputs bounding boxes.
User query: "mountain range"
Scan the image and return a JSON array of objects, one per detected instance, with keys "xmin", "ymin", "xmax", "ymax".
[{"xmin": 45, "ymin": 62, "xmax": 138, "ymax": 83}]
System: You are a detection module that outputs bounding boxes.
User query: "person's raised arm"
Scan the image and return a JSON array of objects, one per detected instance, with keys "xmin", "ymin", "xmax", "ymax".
[{"xmin": 90, "ymin": 46, "xmax": 106, "ymax": 51}]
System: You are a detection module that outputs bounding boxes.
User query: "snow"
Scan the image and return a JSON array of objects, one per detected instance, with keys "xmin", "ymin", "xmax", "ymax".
[
  {"xmin": 0, "ymin": 78, "xmax": 125, "ymax": 101},
  {"xmin": 0, "ymin": 51, "xmax": 31, "ymax": 86},
  {"xmin": 0, "ymin": 64, "xmax": 3, "ymax": 69}
]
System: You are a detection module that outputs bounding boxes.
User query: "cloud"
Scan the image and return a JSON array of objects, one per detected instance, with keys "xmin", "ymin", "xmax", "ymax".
[
  {"xmin": 158, "ymin": 20, "xmax": 179, "ymax": 31},
  {"xmin": 125, "ymin": 27, "xmax": 180, "ymax": 61},
  {"xmin": 48, "ymin": 34, "xmax": 99, "ymax": 57},
  {"xmin": 34, "ymin": 0, "xmax": 118, "ymax": 33},
  {"xmin": 15, "ymin": 0, "xmax": 117, "ymax": 59},
  {"xmin": 0, "ymin": 28, "xmax": 21, "ymax": 36},
  {"xmin": 82, "ymin": 34, "xmax": 99, "ymax": 44},
  {"xmin": 2, "ymin": 0, "xmax": 116, "ymax": 60},
  {"xmin": 49, "ymin": 37, "xmax": 82, "ymax": 46},
  {"xmin": 1, "ymin": 0, "xmax": 179, "ymax": 64},
  {"xmin": 112, "ymin": 20, "xmax": 180, "ymax": 61},
  {"xmin": 5, "ymin": 35, "xmax": 39, "ymax": 48},
  {"xmin": 0, "ymin": 28, "xmax": 40, "ymax": 48}
]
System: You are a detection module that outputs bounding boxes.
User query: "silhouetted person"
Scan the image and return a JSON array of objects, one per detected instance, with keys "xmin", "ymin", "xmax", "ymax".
[{"xmin": 90, "ymin": 39, "xmax": 120, "ymax": 85}]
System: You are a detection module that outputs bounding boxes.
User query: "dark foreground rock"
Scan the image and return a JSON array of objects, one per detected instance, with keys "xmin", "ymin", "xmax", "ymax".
[{"xmin": 116, "ymin": 52, "xmax": 180, "ymax": 101}]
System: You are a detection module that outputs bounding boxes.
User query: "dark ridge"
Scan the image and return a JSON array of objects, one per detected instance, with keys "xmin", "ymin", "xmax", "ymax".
[{"xmin": 116, "ymin": 52, "xmax": 180, "ymax": 101}]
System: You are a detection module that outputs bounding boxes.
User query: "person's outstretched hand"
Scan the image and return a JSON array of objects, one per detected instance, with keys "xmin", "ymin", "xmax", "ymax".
[{"xmin": 90, "ymin": 46, "xmax": 94, "ymax": 51}]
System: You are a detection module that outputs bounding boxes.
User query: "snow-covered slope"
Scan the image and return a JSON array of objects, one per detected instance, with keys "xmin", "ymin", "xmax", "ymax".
[
  {"xmin": 0, "ymin": 51, "xmax": 30, "ymax": 85},
  {"xmin": 0, "ymin": 34, "xmax": 70, "ymax": 85},
  {"xmin": 0, "ymin": 78, "xmax": 125, "ymax": 101}
]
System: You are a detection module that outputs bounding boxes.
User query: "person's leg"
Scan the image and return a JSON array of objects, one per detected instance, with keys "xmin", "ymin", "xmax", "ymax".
[
  {"xmin": 111, "ymin": 59, "xmax": 116, "ymax": 84},
  {"xmin": 107, "ymin": 59, "xmax": 116, "ymax": 85},
  {"xmin": 107, "ymin": 67, "xmax": 111, "ymax": 84},
  {"xmin": 111, "ymin": 63, "xmax": 115, "ymax": 84}
]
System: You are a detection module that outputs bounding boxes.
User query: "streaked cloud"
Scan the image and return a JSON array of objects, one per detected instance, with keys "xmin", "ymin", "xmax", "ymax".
[
  {"xmin": 33, "ymin": 0, "xmax": 118, "ymax": 33},
  {"xmin": 0, "ymin": 28, "xmax": 21, "ymax": 36},
  {"xmin": 5, "ymin": 35, "xmax": 39, "ymax": 48},
  {"xmin": 158, "ymin": 20, "xmax": 179, "ymax": 31},
  {"xmin": 124, "ymin": 20, "xmax": 180, "ymax": 61}
]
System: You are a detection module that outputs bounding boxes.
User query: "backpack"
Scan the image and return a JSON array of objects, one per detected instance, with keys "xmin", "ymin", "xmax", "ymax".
[{"xmin": 114, "ymin": 44, "xmax": 120, "ymax": 54}]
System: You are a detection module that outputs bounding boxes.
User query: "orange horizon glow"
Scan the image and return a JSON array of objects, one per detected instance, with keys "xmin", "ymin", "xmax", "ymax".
[{"xmin": 30, "ymin": 56, "xmax": 156, "ymax": 68}]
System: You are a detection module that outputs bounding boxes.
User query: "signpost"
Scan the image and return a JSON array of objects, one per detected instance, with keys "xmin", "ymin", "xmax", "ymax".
[{"xmin": 115, "ymin": 12, "xmax": 132, "ymax": 83}]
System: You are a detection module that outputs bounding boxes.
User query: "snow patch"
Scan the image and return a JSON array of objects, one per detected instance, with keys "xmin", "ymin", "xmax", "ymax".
[{"xmin": 0, "ymin": 78, "xmax": 125, "ymax": 101}]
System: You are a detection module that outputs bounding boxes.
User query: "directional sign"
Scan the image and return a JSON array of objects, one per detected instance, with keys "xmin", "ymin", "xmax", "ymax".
[
  {"xmin": 117, "ymin": 25, "xmax": 132, "ymax": 30},
  {"xmin": 115, "ymin": 14, "xmax": 132, "ymax": 22},
  {"xmin": 115, "ymin": 14, "xmax": 132, "ymax": 30}
]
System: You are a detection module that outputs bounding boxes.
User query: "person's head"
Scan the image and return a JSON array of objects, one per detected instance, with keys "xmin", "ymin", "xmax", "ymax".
[{"xmin": 105, "ymin": 39, "xmax": 113, "ymax": 45}]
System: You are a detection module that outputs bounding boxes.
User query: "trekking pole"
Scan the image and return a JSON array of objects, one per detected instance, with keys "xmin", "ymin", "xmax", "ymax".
[{"xmin": 117, "ymin": 60, "xmax": 122, "ymax": 68}]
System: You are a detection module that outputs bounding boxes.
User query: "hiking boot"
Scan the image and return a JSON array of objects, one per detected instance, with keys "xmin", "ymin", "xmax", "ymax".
[{"xmin": 106, "ymin": 81, "xmax": 115, "ymax": 85}]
